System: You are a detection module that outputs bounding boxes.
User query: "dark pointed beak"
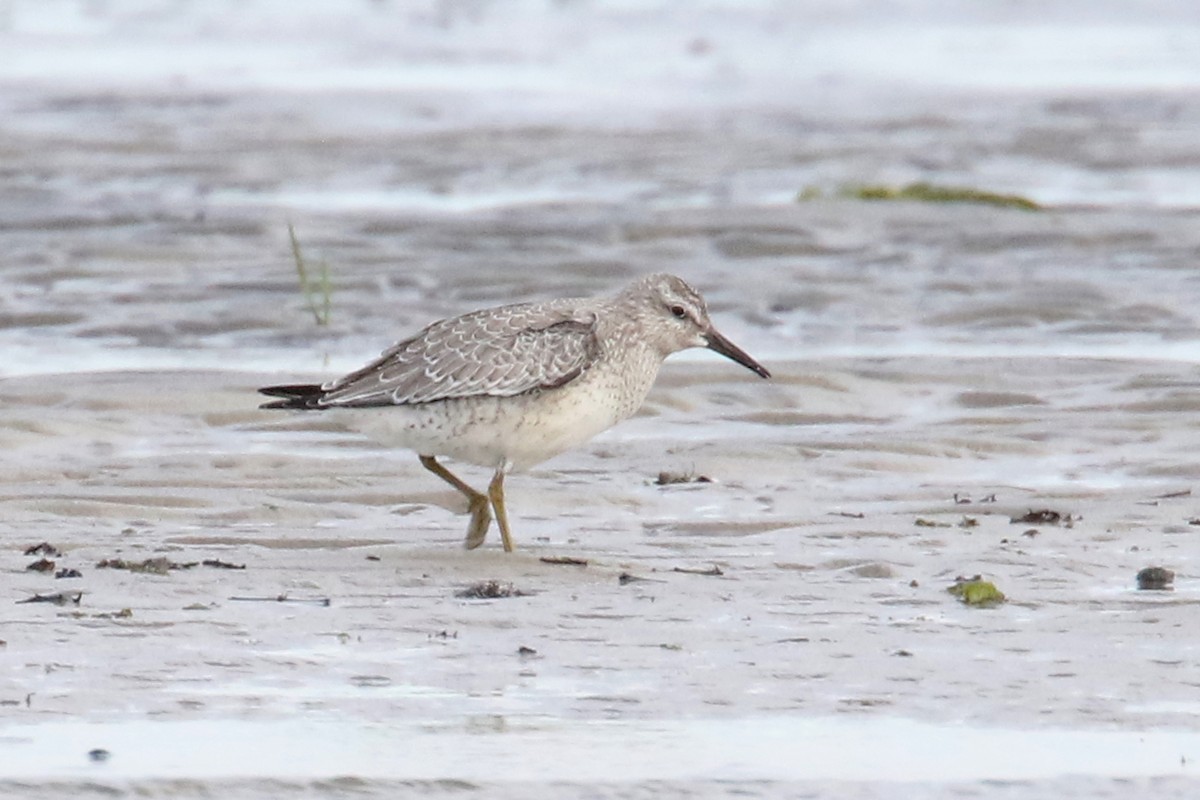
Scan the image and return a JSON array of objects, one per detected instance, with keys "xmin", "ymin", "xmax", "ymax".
[{"xmin": 704, "ymin": 328, "xmax": 771, "ymax": 379}]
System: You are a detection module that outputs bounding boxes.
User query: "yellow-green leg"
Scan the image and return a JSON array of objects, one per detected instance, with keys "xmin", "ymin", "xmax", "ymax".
[
  {"xmin": 419, "ymin": 455, "xmax": 492, "ymax": 550},
  {"xmin": 488, "ymin": 465, "xmax": 515, "ymax": 553}
]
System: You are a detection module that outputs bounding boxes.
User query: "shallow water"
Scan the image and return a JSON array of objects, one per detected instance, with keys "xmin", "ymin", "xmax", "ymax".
[
  {"xmin": 3, "ymin": 1, "xmax": 1200, "ymax": 797},
  {"xmin": 4, "ymin": 715, "xmax": 1198, "ymax": 782}
]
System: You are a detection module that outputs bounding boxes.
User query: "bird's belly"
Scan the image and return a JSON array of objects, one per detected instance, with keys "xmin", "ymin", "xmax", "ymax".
[{"xmin": 333, "ymin": 385, "xmax": 631, "ymax": 471}]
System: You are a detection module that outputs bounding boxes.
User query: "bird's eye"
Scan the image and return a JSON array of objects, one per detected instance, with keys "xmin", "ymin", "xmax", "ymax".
[{"xmin": 670, "ymin": 305, "xmax": 687, "ymax": 319}]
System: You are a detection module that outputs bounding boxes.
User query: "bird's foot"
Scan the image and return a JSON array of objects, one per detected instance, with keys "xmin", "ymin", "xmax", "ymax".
[{"xmin": 463, "ymin": 495, "xmax": 493, "ymax": 550}]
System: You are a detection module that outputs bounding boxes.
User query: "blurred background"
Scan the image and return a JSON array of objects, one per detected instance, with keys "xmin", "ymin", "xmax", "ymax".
[{"xmin": 2, "ymin": 0, "xmax": 1200, "ymax": 376}]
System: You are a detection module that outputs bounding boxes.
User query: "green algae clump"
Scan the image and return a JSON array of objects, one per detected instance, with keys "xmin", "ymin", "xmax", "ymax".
[
  {"xmin": 799, "ymin": 182, "xmax": 1040, "ymax": 211},
  {"xmin": 948, "ymin": 576, "xmax": 1007, "ymax": 607}
]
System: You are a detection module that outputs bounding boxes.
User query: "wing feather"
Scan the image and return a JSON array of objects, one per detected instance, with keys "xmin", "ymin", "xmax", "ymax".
[{"xmin": 314, "ymin": 302, "xmax": 600, "ymax": 407}]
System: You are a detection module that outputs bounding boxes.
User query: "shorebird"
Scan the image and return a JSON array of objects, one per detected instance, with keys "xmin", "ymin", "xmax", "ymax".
[{"xmin": 259, "ymin": 273, "xmax": 770, "ymax": 551}]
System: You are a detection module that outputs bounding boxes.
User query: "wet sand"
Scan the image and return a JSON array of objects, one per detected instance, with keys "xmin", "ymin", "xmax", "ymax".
[{"xmin": 2, "ymin": 359, "xmax": 1198, "ymax": 796}]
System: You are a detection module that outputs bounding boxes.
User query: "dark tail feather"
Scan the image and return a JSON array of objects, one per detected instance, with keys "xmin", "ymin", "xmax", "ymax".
[{"xmin": 258, "ymin": 383, "xmax": 326, "ymax": 410}]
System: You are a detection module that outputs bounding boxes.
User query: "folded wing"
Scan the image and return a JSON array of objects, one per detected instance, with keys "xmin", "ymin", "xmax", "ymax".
[{"xmin": 314, "ymin": 303, "xmax": 601, "ymax": 407}]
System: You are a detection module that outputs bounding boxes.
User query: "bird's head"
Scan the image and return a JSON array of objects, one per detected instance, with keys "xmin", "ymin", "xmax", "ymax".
[{"xmin": 627, "ymin": 273, "xmax": 771, "ymax": 379}]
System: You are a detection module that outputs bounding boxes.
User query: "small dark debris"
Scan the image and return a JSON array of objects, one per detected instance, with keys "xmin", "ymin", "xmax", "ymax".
[
  {"xmin": 365, "ymin": 555, "xmax": 381, "ymax": 561},
  {"xmin": 1153, "ymin": 489, "xmax": 1191, "ymax": 500},
  {"xmin": 914, "ymin": 518, "xmax": 950, "ymax": 528},
  {"xmin": 776, "ymin": 636, "xmax": 810, "ymax": 644},
  {"xmin": 26, "ymin": 558, "xmax": 56, "ymax": 572},
  {"xmin": 24, "ymin": 542, "xmax": 61, "ymax": 557},
  {"xmin": 455, "ymin": 580, "xmax": 528, "ymax": 599},
  {"xmin": 92, "ymin": 608, "xmax": 133, "ymax": 620},
  {"xmin": 1021, "ymin": 528, "xmax": 1040, "ymax": 538},
  {"xmin": 958, "ymin": 516, "xmax": 978, "ymax": 529},
  {"xmin": 1010, "ymin": 509, "xmax": 1065, "ymax": 525},
  {"xmin": 201, "ymin": 559, "xmax": 245, "ymax": 570},
  {"xmin": 672, "ymin": 565, "xmax": 724, "ymax": 577},
  {"xmin": 655, "ymin": 471, "xmax": 714, "ymax": 486},
  {"xmin": 55, "ymin": 568, "xmax": 83, "ymax": 579},
  {"xmin": 18, "ymin": 591, "xmax": 82, "ymax": 605},
  {"xmin": 97, "ymin": 557, "xmax": 192, "ymax": 574},
  {"xmin": 540, "ymin": 555, "xmax": 588, "ymax": 566},
  {"xmin": 831, "ymin": 511, "xmax": 865, "ymax": 519},
  {"xmin": 1136, "ymin": 566, "xmax": 1175, "ymax": 591},
  {"xmin": 620, "ymin": 572, "xmax": 665, "ymax": 585},
  {"xmin": 349, "ymin": 674, "xmax": 390, "ymax": 687},
  {"xmin": 517, "ymin": 645, "xmax": 538, "ymax": 657},
  {"xmin": 88, "ymin": 748, "xmax": 111, "ymax": 763},
  {"xmin": 430, "ymin": 630, "xmax": 458, "ymax": 640},
  {"xmin": 97, "ymin": 557, "xmax": 241, "ymax": 573},
  {"xmin": 908, "ymin": 579, "xmax": 919, "ymax": 588},
  {"xmin": 954, "ymin": 493, "xmax": 997, "ymax": 504},
  {"xmin": 840, "ymin": 697, "xmax": 892, "ymax": 708},
  {"xmin": 894, "ymin": 649, "xmax": 914, "ymax": 657},
  {"xmin": 228, "ymin": 594, "xmax": 331, "ymax": 606}
]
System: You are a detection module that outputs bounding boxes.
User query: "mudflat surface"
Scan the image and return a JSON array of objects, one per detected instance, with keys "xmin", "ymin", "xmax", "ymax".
[{"xmin": 3, "ymin": 361, "xmax": 1198, "ymax": 797}]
